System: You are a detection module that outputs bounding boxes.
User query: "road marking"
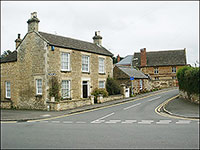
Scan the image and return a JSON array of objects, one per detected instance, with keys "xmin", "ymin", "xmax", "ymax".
[
  {"xmin": 123, "ymin": 103, "xmax": 141, "ymax": 110},
  {"xmin": 93, "ymin": 112, "xmax": 115, "ymax": 121},
  {"xmin": 138, "ymin": 120, "xmax": 154, "ymax": 124},
  {"xmin": 176, "ymin": 120, "xmax": 191, "ymax": 124},
  {"xmin": 156, "ymin": 120, "xmax": 172, "ymax": 124},
  {"xmin": 76, "ymin": 121, "xmax": 86, "ymax": 124},
  {"xmin": 51, "ymin": 121, "xmax": 60, "ymax": 123},
  {"xmin": 40, "ymin": 114, "xmax": 51, "ymax": 117},
  {"xmin": 121, "ymin": 120, "xmax": 137, "ymax": 124},
  {"xmin": 63, "ymin": 121, "xmax": 73, "ymax": 124},
  {"xmin": 105, "ymin": 120, "xmax": 121, "ymax": 123},
  {"xmin": 91, "ymin": 120, "xmax": 105, "ymax": 124},
  {"xmin": 148, "ymin": 96, "xmax": 161, "ymax": 102}
]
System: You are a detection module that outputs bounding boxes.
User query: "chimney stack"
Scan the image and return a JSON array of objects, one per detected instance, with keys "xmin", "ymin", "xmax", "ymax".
[
  {"xmin": 117, "ymin": 54, "xmax": 120, "ymax": 62},
  {"xmin": 140, "ymin": 48, "xmax": 147, "ymax": 67},
  {"xmin": 93, "ymin": 31, "xmax": 102, "ymax": 46},
  {"xmin": 27, "ymin": 12, "xmax": 40, "ymax": 33},
  {"xmin": 15, "ymin": 34, "xmax": 22, "ymax": 49}
]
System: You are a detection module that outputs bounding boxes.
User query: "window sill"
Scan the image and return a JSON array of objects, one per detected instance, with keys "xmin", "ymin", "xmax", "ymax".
[
  {"xmin": 99, "ymin": 73, "xmax": 106, "ymax": 75},
  {"xmin": 5, "ymin": 97, "xmax": 11, "ymax": 100},
  {"xmin": 61, "ymin": 70, "xmax": 71, "ymax": 73},
  {"xmin": 35, "ymin": 94, "xmax": 42, "ymax": 98},
  {"xmin": 82, "ymin": 72, "xmax": 90, "ymax": 74}
]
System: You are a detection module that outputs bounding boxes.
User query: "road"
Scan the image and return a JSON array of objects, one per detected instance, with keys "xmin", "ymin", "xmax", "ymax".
[{"xmin": 1, "ymin": 89, "xmax": 199, "ymax": 149}]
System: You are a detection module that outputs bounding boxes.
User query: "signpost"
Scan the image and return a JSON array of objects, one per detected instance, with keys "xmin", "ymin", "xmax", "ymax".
[{"xmin": 130, "ymin": 77, "xmax": 134, "ymax": 96}]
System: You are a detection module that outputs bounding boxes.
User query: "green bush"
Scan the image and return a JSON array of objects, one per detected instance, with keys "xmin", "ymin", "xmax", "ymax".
[
  {"xmin": 177, "ymin": 66, "xmax": 199, "ymax": 94},
  {"xmin": 106, "ymin": 77, "xmax": 121, "ymax": 95},
  {"xmin": 49, "ymin": 76, "xmax": 61, "ymax": 101},
  {"xmin": 91, "ymin": 88, "xmax": 108, "ymax": 99}
]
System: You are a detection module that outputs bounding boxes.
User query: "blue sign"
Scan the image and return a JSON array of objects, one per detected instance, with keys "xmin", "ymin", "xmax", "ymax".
[{"xmin": 130, "ymin": 77, "xmax": 134, "ymax": 80}]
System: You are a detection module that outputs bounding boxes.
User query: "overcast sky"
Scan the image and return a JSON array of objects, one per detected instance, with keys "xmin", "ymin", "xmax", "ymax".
[{"xmin": 1, "ymin": 1, "xmax": 199, "ymax": 66}]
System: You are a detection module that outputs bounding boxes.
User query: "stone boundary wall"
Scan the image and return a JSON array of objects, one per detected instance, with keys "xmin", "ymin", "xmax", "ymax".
[
  {"xmin": 179, "ymin": 90, "xmax": 199, "ymax": 104},
  {"xmin": 46, "ymin": 98, "xmax": 93, "ymax": 111},
  {"xmin": 0, "ymin": 100, "xmax": 12, "ymax": 109},
  {"xmin": 97, "ymin": 94, "xmax": 124, "ymax": 104}
]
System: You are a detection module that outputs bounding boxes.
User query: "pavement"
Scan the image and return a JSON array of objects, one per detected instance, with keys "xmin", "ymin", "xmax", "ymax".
[{"xmin": 1, "ymin": 87, "xmax": 199, "ymax": 122}]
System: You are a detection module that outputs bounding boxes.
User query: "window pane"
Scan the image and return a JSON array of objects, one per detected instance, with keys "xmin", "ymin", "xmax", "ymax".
[
  {"xmin": 6, "ymin": 81, "xmax": 11, "ymax": 98},
  {"xmin": 62, "ymin": 80, "xmax": 70, "ymax": 98},
  {"xmin": 36, "ymin": 79, "xmax": 42, "ymax": 94},
  {"xmin": 82, "ymin": 55, "xmax": 89, "ymax": 72},
  {"xmin": 61, "ymin": 52, "xmax": 70, "ymax": 71}
]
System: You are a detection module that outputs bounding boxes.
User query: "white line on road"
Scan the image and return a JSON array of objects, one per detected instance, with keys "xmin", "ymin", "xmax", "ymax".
[
  {"xmin": 121, "ymin": 120, "xmax": 137, "ymax": 124},
  {"xmin": 90, "ymin": 112, "xmax": 114, "ymax": 123},
  {"xmin": 94, "ymin": 112, "xmax": 115, "ymax": 121},
  {"xmin": 76, "ymin": 121, "xmax": 86, "ymax": 124},
  {"xmin": 148, "ymin": 96, "xmax": 161, "ymax": 102},
  {"xmin": 176, "ymin": 120, "xmax": 191, "ymax": 124},
  {"xmin": 123, "ymin": 103, "xmax": 141, "ymax": 110},
  {"xmin": 63, "ymin": 121, "xmax": 73, "ymax": 124},
  {"xmin": 105, "ymin": 120, "xmax": 121, "ymax": 123},
  {"xmin": 91, "ymin": 120, "xmax": 105, "ymax": 124},
  {"xmin": 156, "ymin": 120, "xmax": 172, "ymax": 124},
  {"xmin": 138, "ymin": 120, "xmax": 154, "ymax": 124},
  {"xmin": 51, "ymin": 121, "xmax": 60, "ymax": 123}
]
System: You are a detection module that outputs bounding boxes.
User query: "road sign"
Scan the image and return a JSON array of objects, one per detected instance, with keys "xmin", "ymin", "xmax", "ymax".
[{"xmin": 130, "ymin": 77, "xmax": 134, "ymax": 80}]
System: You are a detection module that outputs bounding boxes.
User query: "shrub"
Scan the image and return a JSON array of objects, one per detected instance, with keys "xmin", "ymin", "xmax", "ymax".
[
  {"xmin": 49, "ymin": 76, "xmax": 61, "ymax": 101},
  {"xmin": 106, "ymin": 77, "xmax": 121, "ymax": 95},
  {"xmin": 91, "ymin": 88, "xmax": 108, "ymax": 101},
  {"xmin": 177, "ymin": 66, "xmax": 199, "ymax": 94}
]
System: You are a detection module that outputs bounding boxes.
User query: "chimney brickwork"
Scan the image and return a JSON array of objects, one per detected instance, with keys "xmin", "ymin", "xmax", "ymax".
[
  {"xmin": 93, "ymin": 31, "xmax": 102, "ymax": 46},
  {"xmin": 117, "ymin": 54, "xmax": 120, "ymax": 62},
  {"xmin": 27, "ymin": 12, "xmax": 40, "ymax": 33},
  {"xmin": 140, "ymin": 48, "xmax": 147, "ymax": 67},
  {"xmin": 15, "ymin": 34, "xmax": 22, "ymax": 49}
]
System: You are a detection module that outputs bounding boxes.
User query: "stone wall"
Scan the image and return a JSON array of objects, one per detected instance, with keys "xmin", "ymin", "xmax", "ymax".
[
  {"xmin": 97, "ymin": 94, "xmax": 124, "ymax": 103},
  {"xmin": 46, "ymin": 98, "xmax": 93, "ymax": 111},
  {"xmin": 179, "ymin": 90, "xmax": 199, "ymax": 104},
  {"xmin": 0, "ymin": 100, "xmax": 12, "ymax": 109},
  {"xmin": 1, "ymin": 61, "xmax": 18, "ymax": 107},
  {"xmin": 16, "ymin": 31, "xmax": 47, "ymax": 110}
]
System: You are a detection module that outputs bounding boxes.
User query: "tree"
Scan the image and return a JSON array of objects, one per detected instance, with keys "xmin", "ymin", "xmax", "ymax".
[
  {"xmin": 106, "ymin": 77, "xmax": 121, "ymax": 95},
  {"xmin": 0, "ymin": 50, "xmax": 12, "ymax": 58}
]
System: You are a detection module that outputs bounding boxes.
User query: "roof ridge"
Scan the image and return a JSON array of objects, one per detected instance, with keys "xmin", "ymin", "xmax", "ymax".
[{"xmin": 39, "ymin": 31, "xmax": 96, "ymax": 46}]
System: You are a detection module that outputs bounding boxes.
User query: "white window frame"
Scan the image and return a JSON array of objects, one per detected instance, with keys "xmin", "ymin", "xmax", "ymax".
[
  {"xmin": 99, "ymin": 58, "xmax": 105, "ymax": 74},
  {"xmin": 172, "ymin": 67, "xmax": 176, "ymax": 73},
  {"xmin": 154, "ymin": 67, "xmax": 159, "ymax": 74},
  {"xmin": 5, "ymin": 81, "xmax": 11, "ymax": 98},
  {"xmin": 36, "ymin": 79, "xmax": 42, "ymax": 95},
  {"xmin": 82, "ymin": 55, "xmax": 90, "ymax": 73},
  {"xmin": 61, "ymin": 52, "xmax": 70, "ymax": 71},
  {"xmin": 61, "ymin": 80, "xmax": 71, "ymax": 99},
  {"xmin": 99, "ymin": 81, "xmax": 105, "ymax": 89}
]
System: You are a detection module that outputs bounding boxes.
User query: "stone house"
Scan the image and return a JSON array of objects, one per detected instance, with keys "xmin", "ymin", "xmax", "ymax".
[
  {"xmin": 0, "ymin": 12, "xmax": 113, "ymax": 110},
  {"xmin": 113, "ymin": 66, "xmax": 151, "ymax": 94},
  {"xmin": 132, "ymin": 48, "xmax": 187, "ymax": 88}
]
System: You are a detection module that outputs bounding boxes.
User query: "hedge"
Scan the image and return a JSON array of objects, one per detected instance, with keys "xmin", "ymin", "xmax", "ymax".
[
  {"xmin": 106, "ymin": 77, "xmax": 121, "ymax": 95},
  {"xmin": 176, "ymin": 66, "xmax": 199, "ymax": 94}
]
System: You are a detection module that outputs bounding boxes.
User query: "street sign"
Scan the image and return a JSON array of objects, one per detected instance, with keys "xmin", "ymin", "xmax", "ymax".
[{"xmin": 130, "ymin": 77, "xmax": 134, "ymax": 80}]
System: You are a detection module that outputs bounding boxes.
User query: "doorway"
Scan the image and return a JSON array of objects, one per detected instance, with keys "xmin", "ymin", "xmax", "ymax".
[{"xmin": 82, "ymin": 81, "xmax": 88, "ymax": 98}]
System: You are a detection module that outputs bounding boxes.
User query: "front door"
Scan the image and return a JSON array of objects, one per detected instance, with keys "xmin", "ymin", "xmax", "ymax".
[{"xmin": 83, "ymin": 81, "xmax": 88, "ymax": 98}]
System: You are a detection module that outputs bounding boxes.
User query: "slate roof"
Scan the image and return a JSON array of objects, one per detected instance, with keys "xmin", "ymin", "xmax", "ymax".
[
  {"xmin": 0, "ymin": 51, "xmax": 17, "ymax": 63},
  {"xmin": 132, "ymin": 49, "xmax": 187, "ymax": 67},
  {"xmin": 39, "ymin": 31, "xmax": 113, "ymax": 57},
  {"xmin": 116, "ymin": 55, "xmax": 133, "ymax": 66},
  {"xmin": 117, "ymin": 66, "xmax": 148, "ymax": 79}
]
